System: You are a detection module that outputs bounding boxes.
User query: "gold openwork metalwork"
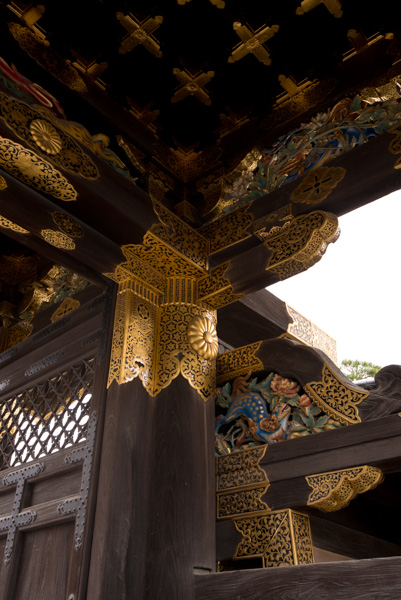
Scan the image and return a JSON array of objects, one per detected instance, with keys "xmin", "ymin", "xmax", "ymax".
[
  {"xmin": 233, "ymin": 509, "xmax": 314, "ymax": 567},
  {"xmin": 200, "ymin": 206, "xmax": 253, "ymax": 254},
  {"xmin": 116, "ymin": 13, "xmax": 163, "ymax": 57},
  {"xmin": 50, "ymin": 298, "xmax": 81, "ymax": 323},
  {"xmin": 265, "ymin": 211, "xmax": 340, "ymax": 280},
  {"xmin": 228, "ymin": 22, "xmax": 279, "ymax": 66},
  {"xmin": 306, "ymin": 466, "xmax": 384, "ymax": 512},
  {"xmin": 0, "ymin": 137, "xmax": 77, "ymax": 201},
  {"xmin": 29, "ymin": 119, "xmax": 62, "ymax": 155},
  {"xmin": 290, "ymin": 167, "xmax": 346, "ymax": 205},
  {"xmin": 0, "ymin": 92, "xmax": 98, "ymax": 179},
  {"xmin": 171, "ymin": 69, "xmax": 215, "ymax": 106},
  {"xmin": 197, "ymin": 262, "xmax": 244, "ymax": 309},
  {"xmin": 40, "ymin": 230, "xmax": 76, "ymax": 250},
  {"xmin": 187, "ymin": 315, "xmax": 218, "ymax": 360},
  {"xmin": 305, "ymin": 364, "xmax": 368, "ymax": 425},
  {"xmin": 0, "ymin": 216, "xmax": 29, "ymax": 234},
  {"xmin": 52, "ymin": 212, "xmax": 84, "ymax": 238},
  {"xmin": 0, "ymin": 176, "xmax": 7, "ymax": 189},
  {"xmin": 216, "ymin": 447, "xmax": 270, "ymax": 519},
  {"xmin": 286, "ymin": 305, "xmax": 338, "ymax": 364},
  {"xmin": 216, "ymin": 342, "xmax": 263, "ymax": 385}
]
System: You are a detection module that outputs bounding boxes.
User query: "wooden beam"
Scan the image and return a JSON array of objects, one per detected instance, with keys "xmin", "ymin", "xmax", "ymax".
[{"xmin": 194, "ymin": 557, "xmax": 401, "ymax": 599}]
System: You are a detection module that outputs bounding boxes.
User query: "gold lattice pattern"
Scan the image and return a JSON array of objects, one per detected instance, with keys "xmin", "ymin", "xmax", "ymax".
[
  {"xmin": 306, "ymin": 465, "xmax": 384, "ymax": 512},
  {"xmin": 233, "ymin": 509, "xmax": 314, "ymax": 567},
  {"xmin": 305, "ymin": 364, "xmax": 368, "ymax": 425},
  {"xmin": 0, "ymin": 215, "xmax": 29, "ymax": 234}
]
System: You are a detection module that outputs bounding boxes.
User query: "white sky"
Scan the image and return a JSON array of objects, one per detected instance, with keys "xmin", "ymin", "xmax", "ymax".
[{"xmin": 268, "ymin": 190, "xmax": 401, "ymax": 368}]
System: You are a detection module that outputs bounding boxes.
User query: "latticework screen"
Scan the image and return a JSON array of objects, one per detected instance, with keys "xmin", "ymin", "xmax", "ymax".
[{"xmin": 0, "ymin": 358, "xmax": 95, "ymax": 470}]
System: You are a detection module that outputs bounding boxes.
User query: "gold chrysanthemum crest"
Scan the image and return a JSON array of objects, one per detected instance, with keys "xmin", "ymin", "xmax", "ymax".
[
  {"xmin": 30, "ymin": 119, "xmax": 62, "ymax": 155},
  {"xmin": 187, "ymin": 315, "xmax": 218, "ymax": 360}
]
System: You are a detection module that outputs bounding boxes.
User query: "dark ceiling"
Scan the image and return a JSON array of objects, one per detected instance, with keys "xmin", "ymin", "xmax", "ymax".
[{"xmin": 1, "ymin": 0, "xmax": 401, "ymax": 154}]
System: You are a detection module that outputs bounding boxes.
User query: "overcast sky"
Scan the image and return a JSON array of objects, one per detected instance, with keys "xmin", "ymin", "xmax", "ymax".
[{"xmin": 269, "ymin": 190, "xmax": 401, "ymax": 368}]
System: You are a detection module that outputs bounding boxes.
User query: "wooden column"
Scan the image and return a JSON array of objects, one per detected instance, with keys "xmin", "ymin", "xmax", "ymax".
[{"xmin": 87, "ymin": 359, "xmax": 215, "ymax": 600}]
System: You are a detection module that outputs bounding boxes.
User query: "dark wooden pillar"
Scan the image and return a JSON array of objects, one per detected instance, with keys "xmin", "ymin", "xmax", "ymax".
[{"xmin": 87, "ymin": 375, "xmax": 215, "ymax": 600}]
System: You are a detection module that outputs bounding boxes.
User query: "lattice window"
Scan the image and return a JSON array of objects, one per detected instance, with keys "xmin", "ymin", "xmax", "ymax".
[{"xmin": 0, "ymin": 358, "xmax": 95, "ymax": 470}]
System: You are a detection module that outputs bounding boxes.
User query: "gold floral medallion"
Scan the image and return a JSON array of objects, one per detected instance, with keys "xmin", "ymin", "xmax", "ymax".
[
  {"xmin": 30, "ymin": 120, "xmax": 62, "ymax": 155},
  {"xmin": 187, "ymin": 315, "xmax": 218, "ymax": 359}
]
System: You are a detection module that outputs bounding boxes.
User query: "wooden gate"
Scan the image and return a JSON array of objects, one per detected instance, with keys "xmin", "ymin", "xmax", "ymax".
[{"xmin": 0, "ymin": 292, "xmax": 111, "ymax": 600}]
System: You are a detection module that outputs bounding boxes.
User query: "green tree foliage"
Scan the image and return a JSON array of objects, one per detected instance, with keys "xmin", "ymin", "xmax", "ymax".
[{"xmin": 340, "ymin": 359, "xmax": 381, "ymax": 381}]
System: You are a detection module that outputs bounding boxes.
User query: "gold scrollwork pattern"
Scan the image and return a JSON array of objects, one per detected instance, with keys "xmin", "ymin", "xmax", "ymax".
[
  {"xmin": 290, "ymin": 166, "xmax": 346, "ymax": 205},
  {"xmin": 286, "ymin": 305, "xmax": 338, "ymax": 363},
  {"xmin": 216, "ymin": 446, "xmax": 267, "ymax": 491},
  {"xmin": 200, "ymin": 206, "xmax": 253, "ymax": 254},
  {"xmin": 52, "ymin": 212, "xmax": 84, "ymax": 238},
  {"xmin": 306, "ymin": 465, "xmax": 384, "ymax": 512},
  {"xmin": 216, "ymin": 342, "xmax": 263, "ymax": 385},
  {"xmin": 41, "ymin": 230, "xmax": 76, "ymax": 250},
  {"xmin": 216, "ymin": 447, "xmax": 270, "ymax": 519},
  {"xmin": 0, "ymin": 215, "xmax": 29, "ymax": 234},
  {"xmin": 0, "ymin": 176, "xmax": 7, "ymax": 189},
  {"xmin": 151, "ymin": 201, "xmax": 209, "ymax": 271},
  {"xmin": 233, "ymin": 509, "xmax": 314, "ymax": 567},
  {"xmin": 305, "ymin": 364, "xmax": 368, "ymax": 425},
  {"xmin": 0, "ymin": 92, "xmax": 98, "ymax": 179},
  {"xmin": 50, "ymin": 298, "xmax": 80, "ymax": 323},
  {"xmin": 265, "ymin": 211, "xmax": 340, "ymax": 280},
  {"xmin": 197, "ymin": 262, "xmax": 244, "ymax": 309},
  {"xmin": 217, "ymin": 487, "xmax": 269, "ymax": 519},
  {"xmin": 0, "ymin": 137, "xmax": 77, "ymax": 201}
]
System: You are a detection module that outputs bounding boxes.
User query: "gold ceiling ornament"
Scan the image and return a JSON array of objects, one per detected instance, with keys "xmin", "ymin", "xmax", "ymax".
[
  {"xmin": 29, "ymin": 119, "xmax": 62, "ymax": 155},
  {"xmin": 306, "ymin": 466, "xmax": 384, "ymax": 512},
  {"xmin": 0, "ymin": 215, "xmax": 29, "ymax": 234},
  {"xmin": 296, "ymin": 0, "xmax": 343, "ymax": 18},
  {"xmin": 0, "ymin": 92, "xmax": 98, "ymax": 179},
  {"xmin": 187, "ymin": 315, "xmax": 218, "ymax": 360},
  {"xmin": 171, "ymin": 69, "xmax": 215, "ymax": 106},
  {"xmin": 0, "ymin": 137, "xmax": 77, "ymax": 201},
  {"xmin": 216, "ymin": 447, "xmax": 270, "ymax": 520},
  {"xmin": 304, "ymin": 364, "xmax": 369, "ymax": 425},
  {"xmin": 228, "ymin": 22, "xmax": 279, "ymax": 66},
  {"xmin": 233, "ymin": 509, "xmax": 314, "ymax": 567},
  {"xmin": 0, "ymin": 176, "xmax": 7, "ymax": 189},
  {"xmin": 216, "ymin": 342, "xmax": 263, "ymax": 385},
  {"xmin": 8, "ymin": 23, "xmax": 88, "ymax": 93},
  {"xmin": 290, "ymin": 166, "xmax": 346, "ymax": 205},
  {"xmin": 116, "ymin": 12, "xmax": 163, "ymax": 57},
  {"xmin": 52, "ymin": 212, "xmax": 84, "ymax": 238},
  {"xmin": 50, "ymin": 297, "xmax": 81, "ymax": 323},
  {"xmin": 40, "ymin": 229, "xmax": 76, "ymax": 250},
  {"xmin": 265, "ymin": 211, "xmax": 340, "ymax": 280},
  {"xmin": 6, "ymin": 319, "xmax": 33, "ymax": 350}
]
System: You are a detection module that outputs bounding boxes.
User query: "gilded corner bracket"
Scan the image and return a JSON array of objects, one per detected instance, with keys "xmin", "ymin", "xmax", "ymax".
[
  {"xmin": 306, "ymin": 465, "xmax": 384, "ymax": 512},
  {"xmin": 104, "ymin": 205, "xmax": 220, "ymax": 401},
  {"xmin": 233, "ymin": 509, "xmax": 314, "ymax": 567},
  {"xmin": 216, "ymin": 342, "xmax": 263, "ymax": 385}
]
